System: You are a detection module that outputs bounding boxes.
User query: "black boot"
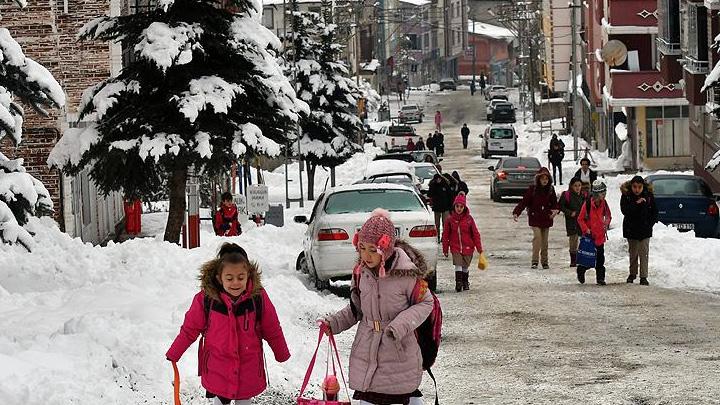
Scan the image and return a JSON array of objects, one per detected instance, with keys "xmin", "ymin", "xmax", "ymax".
[
  {"xmin": 577, "ymin": 267, "xmax": 586, "ymax": 284},
  {"xmin": 531, "ymin": 262, "xmax": 538, "ymax": 269},
  {"xmin": 639, "ymin": 278, "xmax": 649, "ymax": 286},
  {"xmin": 462, "ymin": 272, "xmax": 470, "ymax": 290},
  {"xmin": 597, "ymin": 268, "xmax": 606, "ymax": 286},
  {"xmin": 570, "ymin": 252, "xmax": 577, "ymax": 267},
  {"xmin": 455, "ymin": 272, "xmax": 463, "ymax": 292},
  {"xmin": 626, "ymin": 275, "xmax": 636, "ymax": 283}
]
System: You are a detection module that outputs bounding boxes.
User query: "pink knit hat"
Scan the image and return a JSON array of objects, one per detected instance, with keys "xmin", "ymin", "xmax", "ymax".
[
  {"xmin": 453, "ymin": 192, "xmax": 467, "ymax": 207},
  {"xmin": 352, "ymin": 208, "xmax": 396, "ymax": 278}
]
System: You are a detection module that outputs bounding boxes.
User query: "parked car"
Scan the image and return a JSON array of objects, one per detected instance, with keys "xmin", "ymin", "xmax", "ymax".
[
  {"xmin": 644, "ymin": 174, "xmax": 720, "ymax": 238},
  {"xmin": 399, "ymin": 104, "xmax": 424, "ymax": 123},
  {"xmin": 293, "ymin": 183, "xmax": 439, "ymax": 290},
  {"xmin": 488, "ymin": 157, "xmax": 542, "ymax": 202},
  {"xmin": 364, "ymin": 159, "xmax": 421, "ymax": 187},
  {"xmin": 373, "ymin": 152, "xmax": 416, "ymax": 163},
  {"xmin": 374, "ymin": 150, "xmax": 441, "ymax": 165},
  {"xmin": 375, "ymin": 125, "xmax": 419, "ymax": 152},
  {"xmin": 482, "ymin": 124, "xmax": 518, "ymax": 158},
  {"xmin": 486, "ymin": 99, "xmax": 508, "ymax": 120},
  {"xmin": 491, "ymin": 102, "xmax": 516, "ymax": 123},
  {"xmin": 485, "ymin": 85, "xmax": 507, "ymax": 100},
  {"xmin": 439, "ymin": 78, "xmax": 457, "ymax": 91}
]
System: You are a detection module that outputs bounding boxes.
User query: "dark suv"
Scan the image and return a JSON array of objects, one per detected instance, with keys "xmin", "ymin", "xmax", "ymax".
[
  {"xmin": 439, "ymin": 78, "xmax": 457, "ymax": 91},
  {"xmin": 491, "ymin": 102, "xmax": 516, "ymax": 123}
]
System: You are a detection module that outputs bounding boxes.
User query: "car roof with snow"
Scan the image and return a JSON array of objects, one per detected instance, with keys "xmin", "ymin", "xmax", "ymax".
[
  {"xmin": 412, "ymin": 161, "xmax": 436, "ymax": 168},
  {"xmin": 365, "ymin": 160, "xmax": 413, "ymax": 178},
  {"xmin": 326, "ymin": 182, "xmax": 418, "ymax": 194},
  {"xmin": 489, "ymin": 123, "xmax": 515, "ymax": 129}
]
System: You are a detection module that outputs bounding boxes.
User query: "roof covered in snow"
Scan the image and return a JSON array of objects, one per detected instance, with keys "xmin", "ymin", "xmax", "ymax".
[
  {"xmin": 399, "ymin": 0, "xmax": 431, "ymax": 6},
  {"xmin": 365, "ymin": 159, "xmax": 413, "ymax": 178},
  {"xmin": 467, "ymin": 20, "xmax": 515, "ymax": 41}
]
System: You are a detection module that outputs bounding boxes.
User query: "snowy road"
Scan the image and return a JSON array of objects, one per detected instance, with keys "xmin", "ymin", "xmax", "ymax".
[{"xmin": 407, "ymin": 89, "xmax": 720, "ymax": 404}]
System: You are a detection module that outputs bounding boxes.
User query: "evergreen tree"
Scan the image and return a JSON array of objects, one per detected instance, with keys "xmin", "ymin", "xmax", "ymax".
[
  {"xmin": 48, "ymin": 0, "xmax": 308, "ymax": 243},
  {"xmin": 0, "ymin": 0, "xmax": 66, "ymax": 249},
  {"xmin": 287, "ymin": 0, "xmax": 362, "ymax": 199},
  {"xmin": 703, "ymin": 43, "xmax": 720, "ymax": 172}
]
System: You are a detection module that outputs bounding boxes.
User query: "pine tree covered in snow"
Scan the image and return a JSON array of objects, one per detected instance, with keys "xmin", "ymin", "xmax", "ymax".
[
  {"xmin": 47, "ymin": 0, "xmax": 308, "ymax": 243},
  {"xmin": 701, "ymin": 32, "xmax": 720, "ymax": 172},
  {"xmin": 287, "ymin": 0, "xmax": 362, "ymax": 199},
  {"xmin": 0, "ymin": 0, "xmax": 66, "ymax": 249}
]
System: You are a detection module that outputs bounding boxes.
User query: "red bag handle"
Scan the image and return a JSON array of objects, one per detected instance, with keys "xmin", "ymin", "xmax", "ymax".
[
  {"xmin": 298, "ymin": 324, "xmax": 350, "ymax": 400},
  {"xmin": 172, "ymin": 361, "xmax": 181, "ymax": 405}
]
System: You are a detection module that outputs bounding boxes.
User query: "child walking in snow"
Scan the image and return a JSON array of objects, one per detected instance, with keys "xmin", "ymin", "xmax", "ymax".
[
  {"xmin": 319, "ymin": 209, "xmax": 433, "ymax": 405},
  {"xmin": 577, "ymin": 180, "xmax": 612, "ymax": 285},
  {"xmin": 558, "ymin": 177, "xmax": 587, "ymax": 267},
  {"xmin": 442, "ymin": 193, "xmax": 483, "ymax": 292},
  {"xmin": 167, "ymin": 243, "xmax": 290, "ymax": 405},
  {"xmin": 620, "ymin": 175, "xmax": 658, "ymax": 285}
]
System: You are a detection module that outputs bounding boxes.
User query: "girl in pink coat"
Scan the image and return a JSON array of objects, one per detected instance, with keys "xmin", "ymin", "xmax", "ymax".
[
  {"xmin": 442, "ymin": 192, "xmax": 483, "ymax": 292},
  {"xmin": 319, "ymin": 209, "xmax": 433, "ymax": 405},
  {"xmin": 166, "ymin": 243, "xmax": 290, "ymax": 405}
]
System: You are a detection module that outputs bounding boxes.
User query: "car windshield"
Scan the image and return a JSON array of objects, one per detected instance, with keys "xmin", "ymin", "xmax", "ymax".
[
  {"xmin": 401, "ymin": 106, "xmax": 418, "ymax": 111},
  {"xmin": 651, "ymin": 178, "xmax": 711, "ymax": 196},
  {"xmin": 411, "ymin": 151, "xmax": 436, "ymax": 162},
  {"xmin": 502, "ymin": 158, "xmax": 540, "ymax": 168},
  {"xmin": 490, "ymin": 128, "xmax": 514, "ymax": 139},
  {"xmin": 325, "ymin": 189, "xmax": 423, "ymax": 214},
  {"xmin": 495, "ymin": 104, "xmax": 513, "ymax": 111},
  {"xmin": 414, "ymin": 166, "xmax": 438, "ymax": 180},
  {"xmin": 389, "ymin": 126, "xmax": 414, "ymax": 135}
]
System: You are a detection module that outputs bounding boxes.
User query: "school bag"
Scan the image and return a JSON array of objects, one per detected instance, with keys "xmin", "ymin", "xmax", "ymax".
[
  {"xmin": 577, "ymin": 236, "xmax": 597, "ymax": 268},
  {"xmin": 350, "ymin": 241, "xmax": 443, "ymax": 405}
]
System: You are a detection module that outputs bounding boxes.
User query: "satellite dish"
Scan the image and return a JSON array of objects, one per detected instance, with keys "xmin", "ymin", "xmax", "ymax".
[{"xmin": 601, "ymin": 40, "xmax": 628, "ymax": 66}]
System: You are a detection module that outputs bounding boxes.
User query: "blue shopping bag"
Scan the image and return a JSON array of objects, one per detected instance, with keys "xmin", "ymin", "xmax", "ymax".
[{"xmin": 577, "ymin": 236, "xmax": 597, "ymax": 268}]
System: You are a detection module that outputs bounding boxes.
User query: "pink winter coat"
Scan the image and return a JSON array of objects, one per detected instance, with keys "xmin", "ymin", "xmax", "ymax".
[
  {"xmin": 166, "ymin": 269, "xmax": 290, "ymax": 400},
  {"xmin": 326, "ymin": 246, "xmax": 433, "ymax": 395},
  {"xmin": 442, "ymin": 197, "xmax": 483, "ymax": 256},
  {"xmin": 578, "ymin": 198, "xmax": 612, "ymax": 246}
]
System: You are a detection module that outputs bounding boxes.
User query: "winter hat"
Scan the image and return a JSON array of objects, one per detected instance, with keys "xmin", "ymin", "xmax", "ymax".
[
  {"xmin": 353, "ymin": 208, "xmax": 396, "ymax": 278},
  {"xmin": 592, "ymin": 179, "xmax": 607, "ymax": 195},
  {"xmin": 453, "ymin": 192, "xmax": 467, "ymax": 207},
  {"xmin": 535, "ymin": 167, "xmax": 552, "ymax": 182}
]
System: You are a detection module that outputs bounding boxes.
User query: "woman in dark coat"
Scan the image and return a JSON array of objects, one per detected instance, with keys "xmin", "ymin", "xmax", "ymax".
[
  {"xmin": 558, "ymin": 177, "xmax": 587, "ymax": 267},
  {"xmin": 451, "ymin": 171, "xmax": 469, "ymax": 196},
  {"xmin": 428, "ymin": 174, "xmax": 453, "ymax": 241},
  {"xmin": 620, "ymin": 175, "xmax": 658, "ymax": 285},
  {"xmin": 513, "ymin": 167, "xmax": 560, "ymax": 269}
]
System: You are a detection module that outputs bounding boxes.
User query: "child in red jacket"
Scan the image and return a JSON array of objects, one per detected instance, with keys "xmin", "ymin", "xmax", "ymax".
[
  {"xmin": 442, "ymin": 193, "xmax": 483, "ymax": 292},
  {"xmin": 577, "ymin": 180, "xmax": 612, "ymax": 285},
  {"xmin": 214, "ymin": 192, "xmax": 242, "ymax": 236},
  {"xmin": 167, "ymin": 243, "xmax": 290, "ymax": 405}
]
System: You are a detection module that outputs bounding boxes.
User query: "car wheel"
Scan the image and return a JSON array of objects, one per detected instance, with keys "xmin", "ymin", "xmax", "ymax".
[
  {"xmin": 311, "ymin": 266, "xmax": 330, "ymax": 290},
  {"xmin": 492, "ymin": 185, "xmax": 502, "ymax": 202},
  {"xmin": 296, "ymin": 253, "xmax": 310, "ymax": 274}
]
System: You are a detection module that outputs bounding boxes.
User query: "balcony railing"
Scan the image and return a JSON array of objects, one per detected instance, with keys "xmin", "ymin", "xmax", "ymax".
[
  {"xmin": 607, "ymin": 0, "xmax": 659, "ymax": 28},
  {"xmin": 656, "ymin": 37, "xmax": 681, "ymax": 56},
  {"xmin": 609, "ymin": 70, "xmax": 684, "ymax": 99},
  {"xmin": 683, "ymin": 56, "xmax": 710, "ymax": 74}
]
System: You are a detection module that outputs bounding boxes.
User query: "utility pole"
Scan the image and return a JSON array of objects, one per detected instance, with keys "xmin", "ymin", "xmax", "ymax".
[
  {"xmin": 569, "ymin": 0, "xmax": 580, "ymax": 161},
  {"xmin": 472, "ymin": 19, "xmax": 476, "ymax": 89}
]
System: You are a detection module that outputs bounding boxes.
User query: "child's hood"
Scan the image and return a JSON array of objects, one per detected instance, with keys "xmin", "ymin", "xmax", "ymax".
[
  {"xmin": 383, "ymin": 241, "xmax": 428, "ymax": 279},
  {"xmin": 620, "ymin": 179, "xmax": 653, "ymax": 196},
  {"xmin": 200, "ymin": 260, "xmax": 263, "ymax": 301}
]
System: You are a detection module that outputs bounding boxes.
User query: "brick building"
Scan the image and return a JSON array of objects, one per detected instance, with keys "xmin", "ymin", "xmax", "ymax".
[
  {"xmin": 0, "ymin": 0, "xmax": 124, "ymax": 243},
  {"xmin": 458, "ymin": 20, "xmax": 515, "ymax": 86}
]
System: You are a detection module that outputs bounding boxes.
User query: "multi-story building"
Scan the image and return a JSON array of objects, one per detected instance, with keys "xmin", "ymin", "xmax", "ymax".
[
  {"xmin": 458, "ymin": 20, "xmax": 515, "ymax": 86},
  {"xmin": 582, "ymin": 0, "xmax": 689, "ymax": 170},
  {"xmin": 658, "ymin": 0, "xmax": 720, "ymax": 190},
  {"xmin": 542, "ymin": 0, "xmax": 575, "ymax": 94},
  {"xmin": 0, "ymin": 0, "xmax": 125, "ymax": 243},
  {"xmin": 442, "ymin": 0, "xmax": 468, "ymax": 77}
]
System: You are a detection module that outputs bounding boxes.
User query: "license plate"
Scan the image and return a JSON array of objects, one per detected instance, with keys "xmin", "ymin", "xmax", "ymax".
[
  {"xmin": 672, "ymin": 223, "xmax": 694, "ymax": 230},
  {"xmin": 357, "ymin": 227, "xmax": 401, "ymax": 237},
  {"xmin": 491, "ymin": 142, "xmax": 501, "ymax": 146}
]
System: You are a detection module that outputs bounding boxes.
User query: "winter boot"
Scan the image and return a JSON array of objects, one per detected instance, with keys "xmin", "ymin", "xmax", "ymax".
[
  {"xmin": 576, "ymin": 268, "xmax": 586, "ymax": 284},
  {"xmin": 569, "ymin": 252, "xmax": 577, "ymax": 267},
  {"xmin": 626, "ymin": 275, "xmax": 636, "ymax": 283},
  {"xmin": 542, "ymin": 263, "xmax": 550, "ymax": 270},
  {"xmin": 455, "ymin": 272, "xmax": 463, "ymax": 292},
  {"xmin": 462, "ymin": 272, "xmax": 470, "ymax": 290},
  {"xmin": 531, "ymin": 262, "xmax": 538, "ymax": 269},
  {"xmin": 639, "ymin": 277, "xmax": 649, "ymax": 286},
  {"xmin": 596, "ymin": 268, "xmax": 606, "ymax": 286}
]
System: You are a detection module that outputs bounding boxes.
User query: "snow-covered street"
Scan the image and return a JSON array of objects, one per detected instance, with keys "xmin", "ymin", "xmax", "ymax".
[{"xmin": 3, "ymin": 88, "xmax": 720, "ymax": 404}]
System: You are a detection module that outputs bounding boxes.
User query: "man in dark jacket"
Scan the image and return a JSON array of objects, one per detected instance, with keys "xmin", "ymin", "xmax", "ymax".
[
  {"xmin": 428, "ymin": 173, "xmax": 453, "ymax": 242},
  {"xmin": 416, "ymin": 137, "xmax": 425, "ymax": 151},
  {"xmin": 548, "ymin": 134, "xmax": 565, "ymax": 185},
  {"xmin": 620, "ymin": 175, "xmax": 658, "ymax": 285},
  {"xmin": 461, "ymin": 124, "xmax": 470, "ymax": 149},
  {"xmin": 434, "ymin": 131, "xmax": 445, "ymax": 157},
  {"xmin": 426, "ymin": 133, "xmax": 435, "ymax": 152},
  {"xmin": 574, "ymin": 158, "xmax": 598, "ymax": 192}
]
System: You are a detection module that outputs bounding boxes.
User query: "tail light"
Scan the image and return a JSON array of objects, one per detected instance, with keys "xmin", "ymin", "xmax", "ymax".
[
  {"xmin": 317, "ymin": 228, "xmax": 349, "ymax": 241},
  {"xmin": 409, "ymin": 225, "xmax": 438, "ymax": 238},
  {"xmin": 497, "ymin": 171, "xmax": 507, "ymax": 180},
  {"xmin": 709, "ymin": 203, "xmax": 719, "ymax": 216}
]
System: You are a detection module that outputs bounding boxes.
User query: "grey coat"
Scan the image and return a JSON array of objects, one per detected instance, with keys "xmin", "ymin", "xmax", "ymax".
[{"xmin": 326, "ymin": 247, "xmax": 433, "ymax": 395}]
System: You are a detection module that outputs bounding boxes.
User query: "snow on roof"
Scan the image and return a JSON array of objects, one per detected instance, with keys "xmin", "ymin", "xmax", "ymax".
[
  {"xmin": 365, "ymin": 160, "xmax": 413, "ymax": 178},
  {"xmin": 328, "ymin": 182, "xmax": 416, "ymax": 193},
  {"xmin": 467, "ymin": 20, "xmax": 515, "ymax": 41},
  {"xmin": 361, "ymin": 59, "xmax": 380, "ymax": 72},
  {"xmin": 399, "ymin": 0, "xmax": 430, "ymax": 6}
]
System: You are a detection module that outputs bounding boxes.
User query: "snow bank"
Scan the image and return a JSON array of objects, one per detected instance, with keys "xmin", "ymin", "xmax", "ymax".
[{"xmin": 0, "ymin": 216, "xmax": 348, "ymax": 403}]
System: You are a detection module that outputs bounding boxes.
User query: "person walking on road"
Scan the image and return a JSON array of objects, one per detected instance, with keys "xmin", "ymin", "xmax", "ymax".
[
  {"xmin": 574, "ymin": 158, "xmax": 598, "ymax": 193},
  {"xmin": 406, "ymin": 138, "xmax": 416, "ymax": 151},
  {"xmin": 434, "ymin": 131, "xmax": 445, "ymax": 157},
  {"xmin": 576, "ymin": 180, "xmax": 612, "ymax": 285},
  {"xmin": 512, "ymin": 167, "xmax": 560, "ymax": 269},
  {"xmin": 318, "ymin": 209, "xmax": 433, "ymax": 405},
  {"xmin": 620, "ymin": 175, "xmax": 658, "ymax": 286},
  {"xmin": 461, "ymin": 123, "xmax": 470, "ymax": 149},
  {"xmin": 429, "ymin": 173, "xmax": 453, "ymax": 242},
  {"xmin": 558, "ymin": 177, "xmax": 587, "ymax": 267},
  {"xmin": 434, "ymin": 110, "xmax": 443, "ymax": 132},
  {"xmin": 426, "ymin": 133, "xmax": 435, "ymax": 152},
  {"xmin": 416, "ymin": 137, "xmax": 425, "ymax": 151},
  {"xmin": 443, "ymin": 193, "xmax": 483, "ymax": 292},
  {"xmin": 548, "ymin": 134, "xmax": 565, "ymax": 185},
  {"xmin": 451, "ymin": 171, "xmax": 469, "ymax": 196}
]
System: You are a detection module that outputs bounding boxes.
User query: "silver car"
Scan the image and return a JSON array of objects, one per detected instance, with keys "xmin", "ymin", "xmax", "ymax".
[{"xmin": 399, "ymin": 104, "xmax": 423, "ymax": 123}]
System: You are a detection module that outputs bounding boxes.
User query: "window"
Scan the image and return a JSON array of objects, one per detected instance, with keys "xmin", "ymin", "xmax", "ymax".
[
  {"xmin": 658, "ymin": 0, "xmax": 680, "ymax": 44},
  {"xmin": 407, "ymin": 34, "xmax": 420, "ymax": 50},
  {"xmin": 645, "ymin": 106, "xmax": 690, "ymax": 157},
  {"xmin": 129, "ymin": 0, "xmax": 157, "ymax": 14},
  {"xmin": 686, "ymin": 4, "xmax": 708, "ymax": 61},
  {"xmin": 424, "ymin": 33, "xmax": 430, "ymax": 49},
  {"xmin": 650, "ymin": 178, "xmax": 712, "ymax": 196},
  {"xmin": 81, "ymin": 171, "xmax": 92, "ymax": 226},
  {"xmin": 308, "ymin": 6, "xmax": 321, "ymax": 13},
  {"xmin": 324, "ymin": 189, "xmax": 423, "ymax": 214},
  {"xmin": 262, "ymin": 7, "xmax": 274, "ymax": 29}
]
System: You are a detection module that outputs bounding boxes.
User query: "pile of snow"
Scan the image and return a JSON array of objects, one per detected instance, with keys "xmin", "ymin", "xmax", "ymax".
[
  {"xmin": 706, "ymin": 149, "xmax": 720, "ymax": 172},
  {"xmin": 0, "ymin": 216, "xmax": 350, "ymax": 403}
]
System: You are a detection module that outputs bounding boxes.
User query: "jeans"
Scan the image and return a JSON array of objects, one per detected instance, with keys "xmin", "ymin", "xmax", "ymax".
[
  {"xmin": 628, "ymin": 238, "xmax": 650, "ymax": 278},
  {"xmin": 551, "ymin": 162, "xmax": 562, "ymax": 184},
  {"xmin": 531, "ymin": 227, "xmax": 550, "ymax": 265},
  {"xmin": 568, "ymin": 234, "xmax": 579, "ymax": 254},
  {"xmin": 434, "ymin": 211, "xmax": 449, "ymax": 241}
]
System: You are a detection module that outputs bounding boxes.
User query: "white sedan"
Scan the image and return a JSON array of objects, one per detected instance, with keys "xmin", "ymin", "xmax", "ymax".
[{"xmin": 293, "ymin": 183, "xmax": 439, "ymax": 291}]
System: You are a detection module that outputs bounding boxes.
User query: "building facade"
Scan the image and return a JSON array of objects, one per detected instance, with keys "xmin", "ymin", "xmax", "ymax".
[{"xmin": 457, "ymin": 20, "xmax": 515, "ymax": 86}]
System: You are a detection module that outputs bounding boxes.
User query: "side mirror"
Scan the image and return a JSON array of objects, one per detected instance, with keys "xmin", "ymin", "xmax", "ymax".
[
  {"xmin": 714, "ymin": 193, "xmax": 720, "ymax": 201},
  {"xmin": 488, "ymin": 166, "xmax": 495, "ymax": 171},
  {"xmin": 438, "ymin": 158, "xmax": 444, "ymax": 162},
  {"xmin": 293, "ymin": 215, "xmax": 308, "ymax": 224}
]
